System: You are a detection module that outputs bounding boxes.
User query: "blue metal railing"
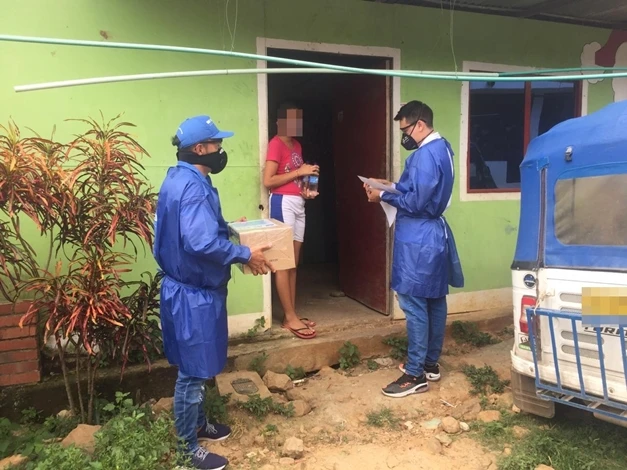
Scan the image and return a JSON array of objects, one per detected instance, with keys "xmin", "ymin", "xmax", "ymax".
[{"xmin": 527, "ymin": 308, "xmax": 627, "ymax": 421}]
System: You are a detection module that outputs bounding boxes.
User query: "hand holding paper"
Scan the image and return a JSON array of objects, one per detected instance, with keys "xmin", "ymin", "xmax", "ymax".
[{"xmin": 359, "ymin": 175, "xmax": 398, "ymax": 227}]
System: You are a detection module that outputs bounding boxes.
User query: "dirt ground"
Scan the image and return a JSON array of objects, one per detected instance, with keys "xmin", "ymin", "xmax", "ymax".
[{"xmin": 203, "ymin": 338, "xmax": 515, "ymax": 470}]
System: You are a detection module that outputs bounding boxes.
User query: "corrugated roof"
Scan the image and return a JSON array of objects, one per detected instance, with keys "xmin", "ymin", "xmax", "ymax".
[{"xmin": 367, "ymin": 0, "xmax": 627, "ymax": 30}]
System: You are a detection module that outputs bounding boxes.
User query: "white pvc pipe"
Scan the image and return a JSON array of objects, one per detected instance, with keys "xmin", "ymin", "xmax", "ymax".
[{"xmin": 14, "ymin": 68, "xmax": 501, "ymax": 93}]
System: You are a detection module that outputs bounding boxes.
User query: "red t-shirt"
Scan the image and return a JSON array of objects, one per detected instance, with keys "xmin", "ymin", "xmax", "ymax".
[{"xmin": 266, "ymin": 135, "xmax": 304, "ymax": 196}]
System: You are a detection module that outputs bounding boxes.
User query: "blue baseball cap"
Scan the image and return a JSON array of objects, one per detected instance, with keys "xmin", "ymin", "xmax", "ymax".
[{"xmin": 175, "ymin": 115, "xmax": 234, "ymax": 148}]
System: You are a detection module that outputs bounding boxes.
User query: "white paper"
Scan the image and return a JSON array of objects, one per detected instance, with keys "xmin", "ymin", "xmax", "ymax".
[
  {"xmin": 380, "ymin": 202, "xmax": 397, "ymax": 227},
  {"xmin": 358, "ymin": 176, "xmax": 401, "ymax": 194},
  {"xmin": 358, "ymin": 176, "xmax": 398, "ymax": 227}
]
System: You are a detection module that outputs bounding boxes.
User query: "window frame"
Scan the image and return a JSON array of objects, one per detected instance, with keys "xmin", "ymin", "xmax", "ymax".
[{"xmin": 459, "ymin": 61, "xmax": 588, "ymax": 202}]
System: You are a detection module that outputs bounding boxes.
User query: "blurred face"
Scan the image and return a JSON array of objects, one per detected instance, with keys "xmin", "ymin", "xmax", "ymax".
[{"xmin": 277, "ymin": 108, "xmax": 303, "ymax": 137}]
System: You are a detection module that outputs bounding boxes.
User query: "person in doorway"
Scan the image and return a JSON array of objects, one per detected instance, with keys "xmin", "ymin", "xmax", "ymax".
[
  {"xmin": 263, "ymin": 102, "xmax": 320, "ymax": 339},
  {"xmin": 154, "ymin": 114, "xmax": 274, "ymax": 470},
  {"xmin": 364, "ymin": 101, "xmax": 464, "ymax": 398}
]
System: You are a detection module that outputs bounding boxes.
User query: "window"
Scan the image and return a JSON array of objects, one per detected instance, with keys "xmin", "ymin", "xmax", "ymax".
[
  {"xmin": 555, "ymin": 174, "xmax": 627, "ymax": 246},
  {"xmin": 468, "ymin": 75, "xmax": 582, "ymax": 193}
]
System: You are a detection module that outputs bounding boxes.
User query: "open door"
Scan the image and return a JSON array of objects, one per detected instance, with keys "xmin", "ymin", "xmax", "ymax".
[{"xmin": 332, "ymin": 73, "xmax": 390, "ymax": 314}]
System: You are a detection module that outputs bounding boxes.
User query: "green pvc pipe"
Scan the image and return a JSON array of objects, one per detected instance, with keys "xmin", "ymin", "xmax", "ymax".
[
  {"xmin": 2, "ymin": 34, "xmax": 627, "ymax": 83},
  {"xmin": 500, "ymin": 66, "xmax": 627, "ymax": 77}
]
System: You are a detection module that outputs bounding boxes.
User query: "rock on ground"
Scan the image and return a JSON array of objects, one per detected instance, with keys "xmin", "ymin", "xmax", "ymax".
[
  {"xmin": 451, "ymin": 397, "xmax": 482, "ymax": 421},
  {"xmin": 0, "ymin": 455, "xmax": 28, "ymax": 470},
  {"xmin": 282, "ymin": 437, "xmax": 305, "ymax": 459},
  {"xmin": 435, "ymin": 433, "xmax": 453, "ymax": 447},
  {"xmin": 279, "ymin": 457, "xmax": 295, "ymax": 465},
  {"xmin": 512, "ymin": 425, "xmax": 530, "ymax": 439},
  {"xmin": 61, "ymin": 424, "xmax": 102, "ymax": 454},
  {"xmin": 478, "ymin": 410, "xmax": 501, "ymax": 423},
  {"xmin": 441, "ymin": 416, "xmax": 461, "ymax": 434},
  {"xmin": 152, "ymin": 397, "xmax": 174, "ymax": 415},
  {"xmin": 264, "ymin": 371, "xmax": 294, "ymax": 392},
  {"xmin": 425, "ymin": 437, "xmax": 442, "ymax": 455},
  {"xmin": 291, "ymin": 399, "xmax": 312, "ymax": 417}
]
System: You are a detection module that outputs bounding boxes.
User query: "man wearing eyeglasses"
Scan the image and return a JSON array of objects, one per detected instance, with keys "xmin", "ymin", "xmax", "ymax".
[
  {"xmin": 364, "ymin": 101, "xmax": 464, "ymax": 398},
  {"xmin": 154, "ymin": 115, "xmax": 274, "ymax": 470}
]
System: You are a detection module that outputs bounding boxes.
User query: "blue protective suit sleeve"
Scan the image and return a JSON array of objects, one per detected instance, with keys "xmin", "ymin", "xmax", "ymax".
[
  {"xmin": 180, "ymin": 196, "xmax": 252, "ymax": 265},
  {"xmin": 380, "ymin": 155, "xmax": 439, "ymax": 215}
]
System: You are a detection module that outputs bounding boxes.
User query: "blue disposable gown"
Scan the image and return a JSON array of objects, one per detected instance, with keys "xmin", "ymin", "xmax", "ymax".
[
  {"xmin": 381, "ymin": 137, "xmax": 464, "ymax": 299},
  {"xmin": 153, "ymin": 162, "xmax": 251, "ymax": 379}
]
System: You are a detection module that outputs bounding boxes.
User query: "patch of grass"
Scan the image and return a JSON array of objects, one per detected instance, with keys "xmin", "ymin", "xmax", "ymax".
[
  {"xmin": 451, "ymin": 321, "xmax": 500, "ymax": 347},
  {"xmin": 285, "ymin": 364, "xmax": 306, "ymax": 380},
  {"xmin": 20, "ymin": 407, "xmax": 41, "ymax": 426},
  {"xmin": 204, "ymin": 386, "xmax": 231, "ymax": 424},
  {"xmin": 366, "ymin": 407, "xmax": 400, "ymax": 429},
  {"xmin": 42, "ymin": 415, "xmax": 80, "ymax": 439},
  {"xmin": 383, "ymin": 336, "xmax": 408, "ymax": 360},
  {"xmin": 237, "ymin": 395, "xmax": 294, "ymax": 420},
  {"xmin": 474, "ymin": 411, "xmax": 627, "ymax": 470},
  {"xmin": 462, "ymin": 364, "xmax": 510, "ymax": 395},
  {"xmin": 339, "ymin": 341, "xmax": 360, "ymax": 370},
  {"xmin": 262, "ymin": 424, "xmax": 279, "ymax": 436},
  {"xmin": 24, "ymin": 443, "xmax": 92, "ymax": 470},
  {"xmin": 367, "ymin": 359, "xmax": 379, "ymax": 371},
  {"xmin": 248, "ymin": 352, "xmax": 269, "ymax": 375}
]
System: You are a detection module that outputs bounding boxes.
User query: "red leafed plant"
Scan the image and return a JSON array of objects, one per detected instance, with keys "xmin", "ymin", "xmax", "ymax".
[{"xmin": 1, "ymin": 115, "xmax": 160, "ymax": 424}]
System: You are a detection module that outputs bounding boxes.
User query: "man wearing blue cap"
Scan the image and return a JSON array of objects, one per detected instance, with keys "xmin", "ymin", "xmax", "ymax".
[{"xmin": 154, "ymin": 115, "xmax": 274, "ymax": 470}]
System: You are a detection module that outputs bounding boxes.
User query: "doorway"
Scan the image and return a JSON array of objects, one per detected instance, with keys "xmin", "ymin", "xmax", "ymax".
[{"xmin": 264, "ymin": 46, "xmax": 394, "ymax": 328}]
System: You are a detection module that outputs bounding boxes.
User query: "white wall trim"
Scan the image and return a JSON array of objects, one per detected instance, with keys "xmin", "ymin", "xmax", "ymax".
[
  {"xmin": 459, "ymin": 60, "xmax": 589, "ymax": 203},
  {"xmin": 392, "ymin": 287, "xmax": 513, "ymax": 320},
  {"xmin": 256, "ymin": 36, "xmax": 402, "ymax": 324}
]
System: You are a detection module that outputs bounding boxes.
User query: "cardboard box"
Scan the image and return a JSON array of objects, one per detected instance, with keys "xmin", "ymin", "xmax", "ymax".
[{"xmin": 228, "ymin": 219, "xmax": 295, "ymax": 274}]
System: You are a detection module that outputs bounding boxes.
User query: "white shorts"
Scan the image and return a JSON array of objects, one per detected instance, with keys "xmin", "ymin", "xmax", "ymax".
[{"xmin": 269, "ymin": 194, "xmax": 306, "ymax": 242}]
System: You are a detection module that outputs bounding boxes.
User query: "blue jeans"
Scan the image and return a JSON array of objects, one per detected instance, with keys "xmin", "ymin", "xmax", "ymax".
[
  {"xmin": 398, "ymin": 294, "xmax": 447, "ymax": 377},
  {"xmin": 174, "ymin": 370, "xmax": 208, "ymax": 453}
]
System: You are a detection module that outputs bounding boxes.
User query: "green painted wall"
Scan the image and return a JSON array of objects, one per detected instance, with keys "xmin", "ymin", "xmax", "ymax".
[{"xmin": 0, "ymin": 0, "xmax": 615, "ymax": 313}]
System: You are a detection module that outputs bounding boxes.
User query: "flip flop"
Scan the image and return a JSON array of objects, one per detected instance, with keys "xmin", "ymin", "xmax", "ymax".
[
  {"xmin": 282, "ymin": 324, "xmax": 317, "ymax": 339},
  {"xmin": 300, "ymin": 317, "xmax": 316, "ymax": 328}
]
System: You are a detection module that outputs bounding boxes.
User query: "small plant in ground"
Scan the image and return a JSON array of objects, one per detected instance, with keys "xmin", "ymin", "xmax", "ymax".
[
  {"xmin": 462, "ymin": 364, "xmax": 510, "ymax": 395},
  {"xmin": 42, "ymin": 415, "xmax": 80, "ymax": 439},
  {"xmin": 20, "ymin": 408, "xmax": 41, "ymax": 425},
  {"xmin": 339, "ymin": 341, "xmax": 360, "ymax": 370},
  {"xmin": 262, "ymin": 424, "xmax": 279, "ymax": 436},
  {"xmin": 248, "ymin": 352, "xmax": 269, "ymax": 375},
  {"xmin": 246, "ymin": 316, "xmax": 267, "ymax": 338},
  {"xmin": 94, "ymin": 412, "xmax": 180, "ymax": 470},
  {"xmin": 451, "ymin": 321, "xmax": 500, "ymax": 347},
  {"xmin": 367, "ymin": 359, "xmax": 379, "ymax": 371},
  {"xmin": 237, "ymin": 395, "xmax": 294, "ymax": 420},
  {"xmin": 25, "ymin": 443, "xmax": 92, "ymax": 470},
  {"xmin": 204, "ymin": 387, "xmax": 231, "ymax": 424},
  {"xmin": 285, "ymin": 364, "xmax": 306, "ymax": 380},
  {"xmin": 383, "ymin": 336, "xmax": 408, "ymax": 360},
  {"xmin": 366, "ymin": 407, "xmax": 400, "ymax": 429}
]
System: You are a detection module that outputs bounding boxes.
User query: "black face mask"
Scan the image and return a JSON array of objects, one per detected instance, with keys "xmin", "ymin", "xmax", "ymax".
[
  {"xmin": 401, "ymin": 123, "xmax": 434, "ymax": 151},
  {"xmin": 177, "ymin": 148, "xmax": 228, "ymax": 174}
]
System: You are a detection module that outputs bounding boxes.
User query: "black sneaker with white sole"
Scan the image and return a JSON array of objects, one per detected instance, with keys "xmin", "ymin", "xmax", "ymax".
[
  {"xmin": 381, "ymin": 373, "xmax": 429, "ymax": 398},
  {"xmin": 190, "ymin": 447, "xmax": 228, "ymax": 470},
  {"xmin": 197, "ymin": 422, "xmax": 231, "ymax": 443},
  {"xmin": 398, "ymin": 363, "xmax": 441, "ymax": 381}
]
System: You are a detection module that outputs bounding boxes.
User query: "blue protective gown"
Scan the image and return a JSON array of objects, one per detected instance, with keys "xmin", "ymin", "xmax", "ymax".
[
  {"xmin": 153, "ymin": 162, "xmax": 251, "ymax": 379},
  {"xmin": 381, "ymin": 136, "xmax": 464, "ymax": 299}
]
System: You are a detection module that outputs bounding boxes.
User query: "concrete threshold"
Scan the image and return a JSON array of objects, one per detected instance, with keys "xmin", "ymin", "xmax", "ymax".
[{"xmin": 0, "ymin": 306, "xmax": 512, "ymax": 421}]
